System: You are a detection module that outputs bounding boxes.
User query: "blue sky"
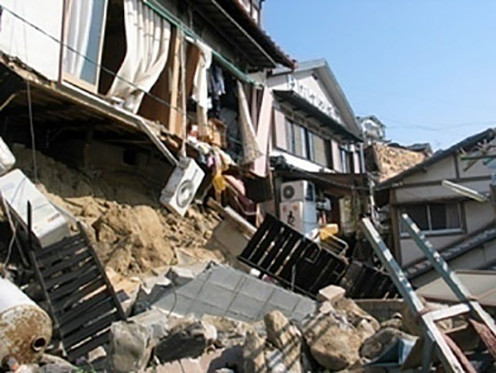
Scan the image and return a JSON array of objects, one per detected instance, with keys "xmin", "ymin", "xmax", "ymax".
[{"xmin": 263, "ymin": 1, "xmax": 496, "ymax": 150}]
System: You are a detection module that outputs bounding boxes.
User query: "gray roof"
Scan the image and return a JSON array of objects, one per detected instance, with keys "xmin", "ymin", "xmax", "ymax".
[
  {"xmin": 405, "ymin": 224, "xmax": 496, "ymax": 280},
  {"xmin": 271, "ymin": 59, "xmax": 362, "ymax": 139}
]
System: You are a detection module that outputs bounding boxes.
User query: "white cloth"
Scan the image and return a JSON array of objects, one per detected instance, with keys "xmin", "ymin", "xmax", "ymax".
[
  {"xmin": 64, "ymin": 0, "xmax": 94, "ymax": 79},
  {"xmin": 237, "ymin": 81, "xmax": 262, "ymax": 164},
  {"xmin": 107, "ymin": 0, "xmax": 171, "ymax": 112},
  {"xmin": 191, "ymin": 41, "xmax": 212, "ymax": 137}
]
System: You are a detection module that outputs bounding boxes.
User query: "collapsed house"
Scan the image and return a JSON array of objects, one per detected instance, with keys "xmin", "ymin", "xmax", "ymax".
[{"xmin": 0, "ymin": 0, "xmax": 295, "ymax": 221}]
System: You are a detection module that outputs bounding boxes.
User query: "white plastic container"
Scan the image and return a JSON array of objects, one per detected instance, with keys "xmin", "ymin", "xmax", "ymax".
[{"xmin": 0, "ymin": 169, "xmax": 70, "ymax": 247}]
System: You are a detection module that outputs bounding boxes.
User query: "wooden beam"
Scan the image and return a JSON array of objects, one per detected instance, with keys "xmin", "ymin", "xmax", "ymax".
[{"xmin": 168, "ymin": 28, "xmax": 183, "ymax": 137}]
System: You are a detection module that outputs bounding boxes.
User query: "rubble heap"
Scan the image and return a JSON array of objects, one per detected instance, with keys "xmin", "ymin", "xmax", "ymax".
[
  {"xmin": 12, "ymin": 146, "xmax": 225, "ymax": 276},
  {"xmin": 373, "ymin": 143, "xmax": 427, "ymax": 182}
]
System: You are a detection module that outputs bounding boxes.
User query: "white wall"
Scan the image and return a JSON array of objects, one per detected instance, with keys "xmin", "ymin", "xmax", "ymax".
[
  {"xmin": 392, "ymin": 152, "xmax": 496, "ymax": 267},
  {"xmin": 0, "ymin": 0, "xmax": 63, "ymax": 80}
]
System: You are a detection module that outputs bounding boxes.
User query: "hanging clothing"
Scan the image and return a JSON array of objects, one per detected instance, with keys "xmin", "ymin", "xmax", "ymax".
[
  {"xmin": 192, "ymin": 41, "xmax": 213, "ymax": 138},
  {"xmin": 107, "ymin": 0, "xmax": 171, "ymax": 113},
  {"xmin": 237, "ymin": 81, "xmax": 262, "ymax": 165},
  {"xmin": 207, "ymin": 63, "xmax": 225, "ymax": 119}
]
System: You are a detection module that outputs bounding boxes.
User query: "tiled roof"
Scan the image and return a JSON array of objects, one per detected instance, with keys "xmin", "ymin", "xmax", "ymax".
[
  {"xmin": 405, "ymin": 224, "xmax": 496, "ymax": 280},
  {"xmin": 191, "ymin": 0, "xmax": 295, "ymax": 69}
]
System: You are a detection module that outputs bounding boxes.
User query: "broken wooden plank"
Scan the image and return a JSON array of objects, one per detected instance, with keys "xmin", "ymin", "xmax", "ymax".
[
  {"xmin": 361, "ymin": 218, "xmax": 466, "ymax": 372},
  {"xmin": 401, "ymin": 214, "xmax": 496, "ymax": 336}
]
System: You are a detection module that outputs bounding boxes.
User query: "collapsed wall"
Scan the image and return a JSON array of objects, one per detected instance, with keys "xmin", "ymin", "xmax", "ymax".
[{"xmin": 11, "ymin": 145, "xmax": 226, "ymax": 276}]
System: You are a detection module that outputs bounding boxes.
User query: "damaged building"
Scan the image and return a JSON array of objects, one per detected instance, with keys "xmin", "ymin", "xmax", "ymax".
[
  {"xmin": 376, "ymin": 128, "xmax": 496, "ymax": 286},
  {"xmin": 0, "ymin": 0, "xmax": 495, "ymax": 372}
]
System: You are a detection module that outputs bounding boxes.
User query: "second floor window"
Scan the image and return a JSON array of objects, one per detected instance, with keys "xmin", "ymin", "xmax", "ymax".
[
  {"xmin": 400, "ymin": 202, "xmax": 462, "ymax": 235},
  {"xmin": 340, "ymin": 146, "xmax": 354, "ymax": 173},
  {"xmin": 285, "ymin": 118, "xmax": 329, "ymax": 166}
]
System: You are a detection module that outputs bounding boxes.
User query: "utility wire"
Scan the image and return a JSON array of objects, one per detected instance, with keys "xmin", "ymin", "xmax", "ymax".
[{"xmin": 26, "ymin": 81, "xmax": 38, "ymax": 182}]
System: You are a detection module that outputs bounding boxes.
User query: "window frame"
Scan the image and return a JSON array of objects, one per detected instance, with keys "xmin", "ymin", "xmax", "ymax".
[
  {"xmin": 62, "ymin": 0, "xmax": 109, "ymax": 92},
  {"xmin": 399, "ymin": 202, "xmax": 464, "ymax": 237}
]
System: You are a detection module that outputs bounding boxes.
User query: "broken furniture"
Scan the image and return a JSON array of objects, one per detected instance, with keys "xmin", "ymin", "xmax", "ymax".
[
  {"xmin": 239, "ymin": 214, "xmax": 393, "ymax": 299},
  {"xmin": 28, "ymin": 223, "xmax": 126, "ymax": 362},
  {"xmin": 361, "ymin": 215, "xmax": 496, "ymax": 372},
  {"xmin": 239, "ymin": 214, "xmax": 348, "ymax": 297}
]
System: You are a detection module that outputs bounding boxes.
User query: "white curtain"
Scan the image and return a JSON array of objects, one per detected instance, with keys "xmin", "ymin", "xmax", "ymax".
[
  {"xmin": 64, "ymin": 0, "xmax": 94, "ymax": 78},
  {"xmin": 191, "ymin": 41, "xmax": 212, "ymax": 138},
  {"xmin": 107, "ymin": 0, "xmax": 171, "ymax": 113},
  {"xmin": 237, "ymin": 81, "xmax": 262, "ymax": 164}
]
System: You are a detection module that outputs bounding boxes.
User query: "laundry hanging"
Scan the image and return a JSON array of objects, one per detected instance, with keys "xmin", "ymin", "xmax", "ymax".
[
  {"xmin": 191, "ymin": 41, "xmax": 213, "ymax": 138},
  {"xmin": 237, "ymin": 81, "xmax": 262, "ymax": 165},
  {"xmin": 107, "ymin": 0, "xmax": 171, "ymax": 113}
]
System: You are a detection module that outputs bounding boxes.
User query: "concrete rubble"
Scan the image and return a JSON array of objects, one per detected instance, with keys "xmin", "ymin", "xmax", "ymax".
[{"xmin": 0, "ymin": 141, "xmax": 493, "ymax": 373}]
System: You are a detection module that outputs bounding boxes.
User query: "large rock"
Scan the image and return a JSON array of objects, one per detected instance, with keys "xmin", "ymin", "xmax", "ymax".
[
  {"xmin": 201, "ymin": 315, "xmax": 252, "ymax": 348},
  {"xmin": 360, "ymin": 327, "xmax": 415, "ymax": 360},
  {"xmin": 109, "ymin": 321, "xmax": 152, "ymax": 373},
  {"xmin": 303, "ymin": 312, "xmax": 362, "ymax": 371},
  {"xmin": 317, "ymin": 285, "xmax": 346, "ymax": 303},
  {"xmin": 154, "ymin": 320, "xmax": 215, "ymax": 363},
  {"xmin": 131, "ymin": 308, "xmax": 169, "ymax": 342},
  {"xmin": 264, "ymin": 310, "xmax": 302, "ymax": 373},
  {"xmin": 243, "ymin": 331, "xmax": 267, "ymax": 373},
  {"xmin": 334, "ymin": 297, "xmax": 380, "ymax": 331}
]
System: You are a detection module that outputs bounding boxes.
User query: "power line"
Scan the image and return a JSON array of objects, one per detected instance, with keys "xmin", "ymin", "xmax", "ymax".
[{"xmin": 384, "ymin": 117, "xmax": 496, "ymax": 131}]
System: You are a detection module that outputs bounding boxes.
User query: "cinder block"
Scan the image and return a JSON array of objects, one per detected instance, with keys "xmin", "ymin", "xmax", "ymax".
[
  {"xmin": 236, "ymin": 276, "xmax": 275, "ymax": 302},
  {"xmin": 226, "ymin": 293, "xmax": 265, "ymax": 321},
  {"xmin": 196, "ymin": 283, "xmax": 236, "ymax": 311},
  {"xmin": 207, "ymin": 267, "xmax": 244, "ymax": 292}
]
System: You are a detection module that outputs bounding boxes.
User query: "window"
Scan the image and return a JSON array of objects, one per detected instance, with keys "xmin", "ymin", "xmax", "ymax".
[
  {"xmin": 293, "ymin": 124, "xmax": 307, "ymax": 158},
  {"xmin": 285, "ymin": 117, "xmax": 329, "ymax": 166},
  {"xmin": 63, "ymin": 0, "xmax": 108, "ymax": 91},
  {"xmin": 400, "ymin": 203, "xmax": 462, "ymax": 235},
  {"xmin": 340, "ymin": 146, "xmax": 353, "ymax": 173},
  {"xmin": 285, "ymin": 118, "xmax": 295, "ymax": 154}
]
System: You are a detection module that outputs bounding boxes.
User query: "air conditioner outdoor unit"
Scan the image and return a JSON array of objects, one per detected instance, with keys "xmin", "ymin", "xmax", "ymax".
[
  {"xmin": 0, "ymin": 169, "xmax": 71, "ymax": 247},
  {"xmin": 279, "ymin": 201, "xmax": 317, "ymax": 236},
  {"xmin": 160, "ymin": 158, "xmax": 205, "ymax": 217},
  {"xmin": 280, "ymin": 180, "xmax": 315, "ymax": 202}
]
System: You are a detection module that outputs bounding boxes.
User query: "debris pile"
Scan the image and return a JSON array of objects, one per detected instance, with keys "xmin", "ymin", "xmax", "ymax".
[
  {"xmin": 372, "ymin": 143, "xmax": 427, "ymax": 182},
  {"xmin": 13, "ymin": 145, "xmax": 225, "ymax": 276},
  {"xmin": 72, "ymin": 263, "xmax": 416, "ymax": 372}
]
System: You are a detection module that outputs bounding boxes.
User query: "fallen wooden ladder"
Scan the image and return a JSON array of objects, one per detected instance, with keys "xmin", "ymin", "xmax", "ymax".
[
  {"xmin": 401, "ymin": 214, "xmax": 496, "ymax": 359},
  {"xmin": 28, "ymin": 223, "xmax": 126, "ymax": 362},
  {"xmin": 361, "ymin": 216, "xmax": 496, "ymax": 372}
]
